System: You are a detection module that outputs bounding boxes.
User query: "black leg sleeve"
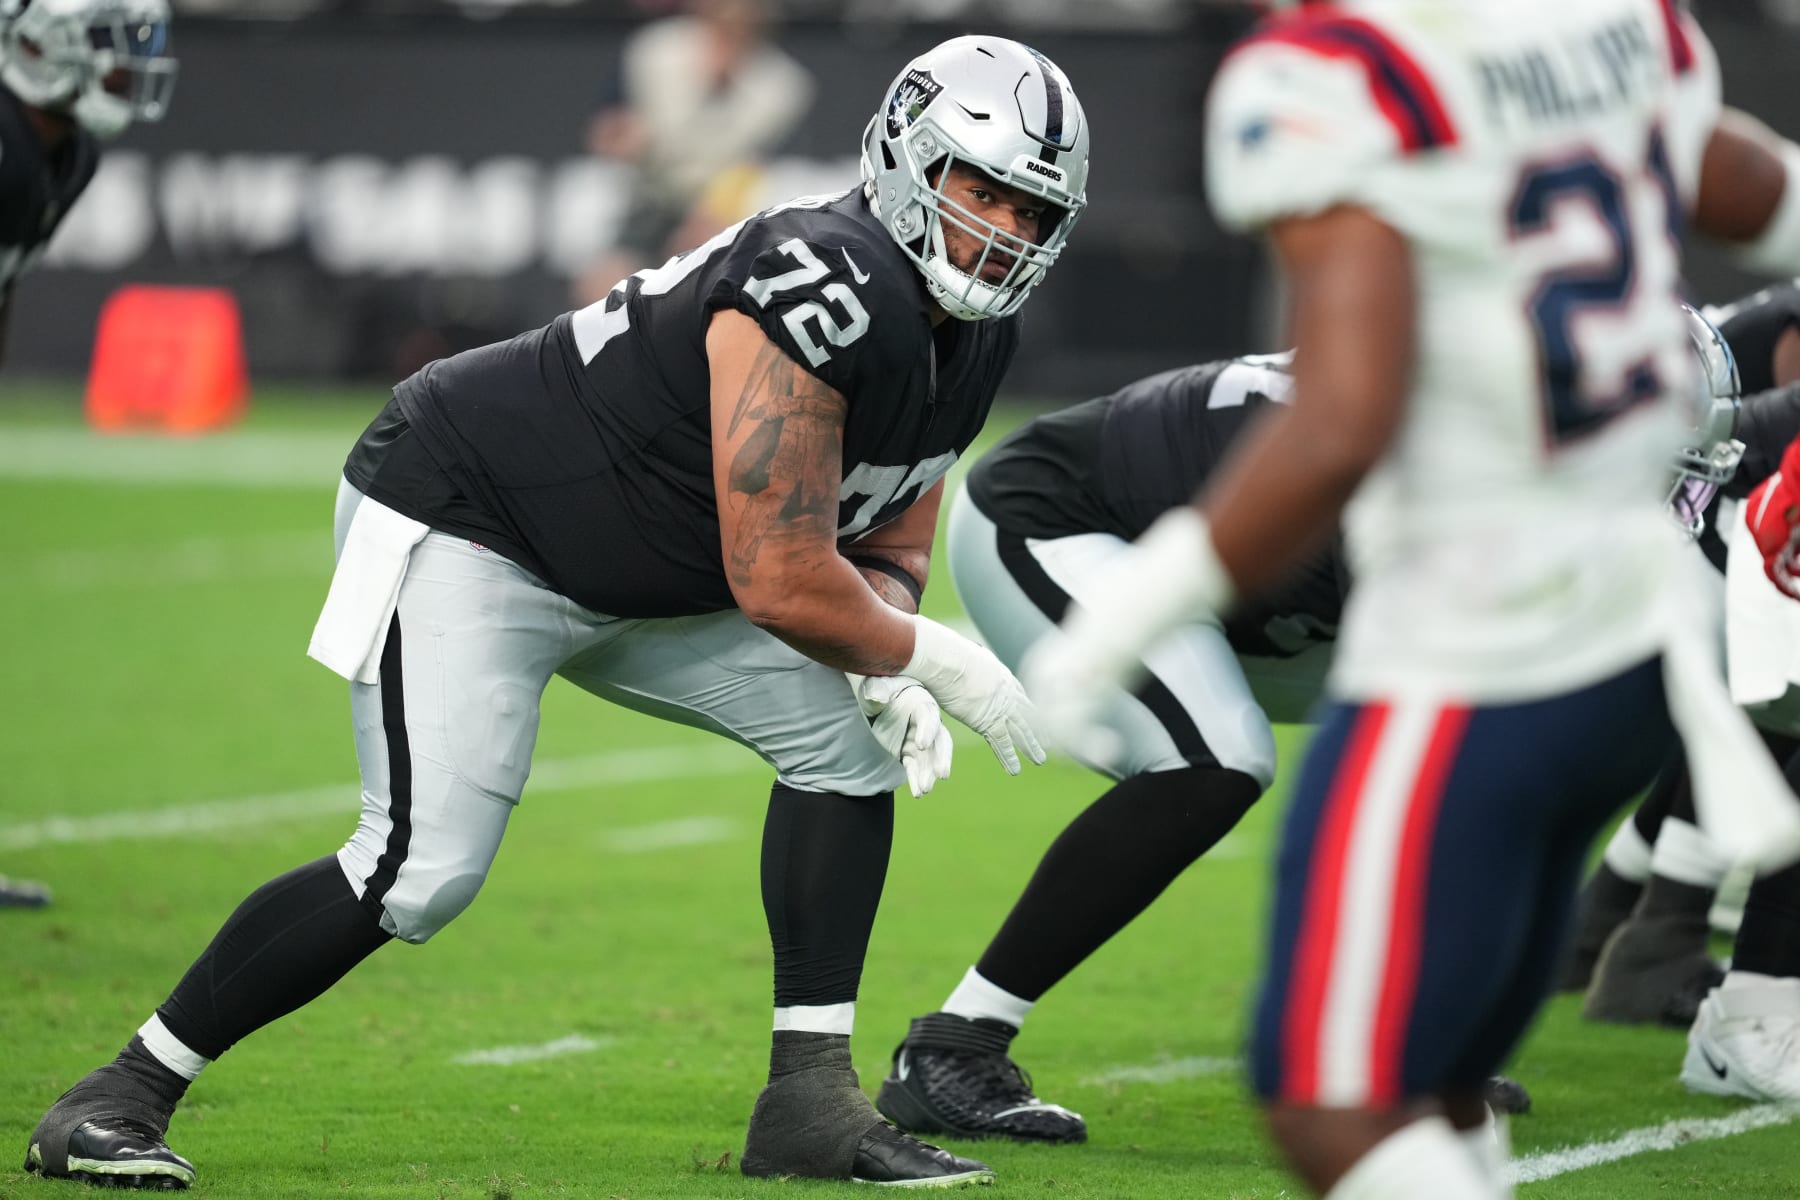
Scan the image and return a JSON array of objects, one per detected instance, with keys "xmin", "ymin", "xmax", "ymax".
[
  {"xmin": 1632, "ymin": 757, "xmax": 1686, "ymax": 844},
  {"xmin": 761, "ymin": 784, "xmax": 894, "ymax": 1008},
  {"xmin": 1732, "ymin": 738, "xmax": 1800, "ymax": 977},
  {"xmin": 156, "ymin": 855, "xmax": 392, "ymax": 1060},
  {"xmin": 977, "ymin": 765, "xmax": 1261, "ymax": 1002}
]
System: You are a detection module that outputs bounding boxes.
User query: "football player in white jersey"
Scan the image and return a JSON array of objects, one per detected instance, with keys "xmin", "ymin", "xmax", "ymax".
[{"xmin": 1025, "ymin": 2, "xmax": 1800, "ymax": 1198}]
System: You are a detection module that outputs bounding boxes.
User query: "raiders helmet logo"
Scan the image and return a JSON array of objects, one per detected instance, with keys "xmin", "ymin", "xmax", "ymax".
[{"xmin": 885, "ymin": 68, "xmax": 944, "ymax": 140}]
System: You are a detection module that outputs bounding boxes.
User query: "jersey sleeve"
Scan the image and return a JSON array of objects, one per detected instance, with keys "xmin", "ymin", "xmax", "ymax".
[
  {"xmin": 1205, "ymin": 28, "xmax": 1442, "ymax": 234},
  {"xmin": 708, "ymin": 228, "xmax": 916, "ymax": 399}
]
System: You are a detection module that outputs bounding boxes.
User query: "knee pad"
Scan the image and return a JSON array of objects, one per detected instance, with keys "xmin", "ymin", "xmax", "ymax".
[{"xmin": 376, "ymin": 870, "xmax": 488, "ymax": 944}]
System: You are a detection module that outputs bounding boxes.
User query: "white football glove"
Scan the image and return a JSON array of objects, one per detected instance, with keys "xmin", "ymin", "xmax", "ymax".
[
  {"xmin": 1022, "ymin": 507, "xmax": 1235, "ymax": 762},
  {"xmin": 903, "ymin": 616, "xmax": 1046, "ymax": 775},
  {"xmin": 848, "ymin": 673, "xmax": 955, "ymax": 797}
]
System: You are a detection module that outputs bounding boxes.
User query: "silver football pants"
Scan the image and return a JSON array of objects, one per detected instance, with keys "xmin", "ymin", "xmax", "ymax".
[
  {"xmin": 328, "ymin": 480, "xmax": 904, "ymax": 943},
  {"xmin": 946, "ymin": 486, "xmax": 1329, "ymax": 789}
]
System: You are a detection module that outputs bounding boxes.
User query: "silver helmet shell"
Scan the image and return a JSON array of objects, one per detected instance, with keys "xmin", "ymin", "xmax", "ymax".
[
  {"xmin": 0, "ymin": 0, "xmax": 176, "ymax": 139},
  {"xmin": 860, "ymin": 35, "xmax": 1089, "ymax": 322},
  {"xmin": 1668, "ymin": 303, "xmax": 1745, "ymax": 538}
]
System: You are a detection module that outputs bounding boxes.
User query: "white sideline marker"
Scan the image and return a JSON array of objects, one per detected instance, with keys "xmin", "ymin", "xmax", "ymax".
[
  {"xmin": 1507, "ymin": 1102, "xmax": 1800, "ymax": 1184},
  {"xmin": 452, "ymin": 1034, "xmax": 615, "ymax": 1066},
  {"xmin": 0, "ymin": 744, "xmax": 764, "ymax": 851}
]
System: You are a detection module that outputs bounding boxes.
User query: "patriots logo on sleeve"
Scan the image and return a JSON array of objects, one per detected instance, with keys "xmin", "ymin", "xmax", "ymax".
[{"xmin": 1236, "ymin": 113, "xmax": 1327, "ymax": 151}]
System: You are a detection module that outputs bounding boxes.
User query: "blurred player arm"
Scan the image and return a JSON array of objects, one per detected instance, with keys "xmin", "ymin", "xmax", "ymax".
[
  {"xmin": 708, "ymin": 308, "xmax": 917, "ymax": 671},
  {"xmin": 1696, "ymin": 109, "xmax": 1800, "ymax": 273},
  {"xmin": 1196, "ymin": 206, "xmax": 1413, "ymax": 592},
  {"xmin": 1730, "ymin": 383, "xmax": 1800, "ymax": 497},
  {"xmin": 840, "ymin": 480, "xmax": 941, "ymax": 615}
]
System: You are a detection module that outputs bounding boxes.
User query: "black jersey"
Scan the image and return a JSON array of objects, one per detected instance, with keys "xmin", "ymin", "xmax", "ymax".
[
  {"xmin": 966, "ymin": 355, "xmax": 1347, "ymax": 658},
  {"xmin": 346, "ymin": 189, "xmax": 1017, "ymax": 617},
  {"xmin": 0, "ymin": 85, "xmax": 99, "ymax": 298}
]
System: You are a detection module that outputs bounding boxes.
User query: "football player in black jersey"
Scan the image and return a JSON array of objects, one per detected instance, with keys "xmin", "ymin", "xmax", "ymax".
[
  {"xmin": 24, "ymin": 35, "xmax": 1086, "ymax": 1191},
  {"xmin": 0, "ymin": 0, "xmax": 174, "ymax": 910},
  {"xmin": 873, "ymin": 319, "xmax": 1747, "ymax": 1144},
  {"xmin": 0, "ymin": 0, "xmax": 175, "ymax": 366},
  {"xmin": 873, "ymin": 353, "xmax": 1341, "ymax": 1144},
  {"xmin": 1565, "ymin": 286, "xmax": 1800, "ymax": 1102}
]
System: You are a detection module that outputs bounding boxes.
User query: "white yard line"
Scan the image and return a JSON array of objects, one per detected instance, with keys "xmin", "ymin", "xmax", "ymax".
[
  {"xmin": 22, "ymin": 531, "xmax": 328, "ymax": 591},
  {"xmin": 0, "ymin": 744, "xmax": 764, "ymax": 851},
  {"xmin": 0, "ymin": 429, "xmax": 350, "ymax": 487},
  {"xmin": 1079, "ymin": 1056, "xmax": 1241, "ymax": 1086},
  {"xmin": 451, "ymin": 1034, "xmax": 616, "ymax": 1066},
  {"xmin": 1071, "ymin": 1059, "xmax": 1794, "ymax": 1186},
  {"xmin": 1508, "ymin": 1103, "xmax": 1800, "ymax": 1184},
  {"xmin": 603, "ymin": 816, "xmax": 738, "ymax": 853}
]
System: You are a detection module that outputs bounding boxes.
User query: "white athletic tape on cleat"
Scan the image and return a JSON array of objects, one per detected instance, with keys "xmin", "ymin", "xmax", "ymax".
[
  {"xmin": 451, "ymin": 1034, "xmax": 615, "ymax": 1066},
  {"xmin": 1507, "ymin": 1103, "xmax": 1800, "ymax": 1183}
]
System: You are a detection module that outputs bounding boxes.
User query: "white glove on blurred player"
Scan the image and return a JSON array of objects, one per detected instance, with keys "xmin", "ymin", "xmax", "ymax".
[
  {"xmin": 903, "ymin": 615, "xmax": 1046, "ymax": 775},
  {"xmin": 847, "ymin": 673, "xmax": 955, "ymax": 797},
  {"xmin": 1022, "ymin": 507, "xmax": 1235, "ymax": 762}
]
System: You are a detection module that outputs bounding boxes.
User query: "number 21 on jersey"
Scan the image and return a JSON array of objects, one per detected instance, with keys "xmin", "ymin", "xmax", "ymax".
[{"xmin": 1509, "ymin": 129, "xmax": 1684, "ymax": 447}]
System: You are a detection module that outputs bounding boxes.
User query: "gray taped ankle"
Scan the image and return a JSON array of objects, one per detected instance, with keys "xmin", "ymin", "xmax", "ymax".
[
  {"xmin": 29, "ymin": 1065, "xmax": 174, "ymax": 1176},
  {"xmin": 741, "ymin": 1033, "xmax": 883, "ymax": 1179}
]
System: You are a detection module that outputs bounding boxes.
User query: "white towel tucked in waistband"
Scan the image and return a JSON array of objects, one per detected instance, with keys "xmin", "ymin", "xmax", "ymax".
[
  {"xmin": 1665, "ymin": 545, "xmax": 1800, "ymax": 876},
  {"xmin": 307, "ymin": 498, "xmax": 430, "ymax": 685},
  {"xmin": 1724, "ymin": 499, "xmax": 1800, "ymax": 708}
]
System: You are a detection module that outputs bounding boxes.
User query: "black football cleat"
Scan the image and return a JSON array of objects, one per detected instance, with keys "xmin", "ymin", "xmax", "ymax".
[
  {"xmin": 876, "ymin": 1012, "xmax": 1086, "ymax": 1145},
  {"xmin": 0, "ymin": 875, "xmax": 52, "ymax": 908},
  {"xmin": 852, "ymin": 1123, "xmax": 994, "ymax": 1188},
  {"xmin": 25, "ymin": 1047, "xmax": 193, "ymax": 1191},
  {"xmin": 1482, "ymin": 1075, "xmax": 1533, "ymax": 1117},
  {"xmin": 25, "ymin": 1118, "xmax": 195, "ymax": 1190}
]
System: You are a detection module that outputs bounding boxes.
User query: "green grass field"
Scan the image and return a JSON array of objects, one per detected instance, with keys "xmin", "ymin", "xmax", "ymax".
[{"xmin": 0, "ymin": 387, "xmax": 1792, "ymax": 1199}]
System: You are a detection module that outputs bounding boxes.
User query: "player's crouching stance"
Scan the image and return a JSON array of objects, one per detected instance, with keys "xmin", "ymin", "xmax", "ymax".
[
  {"xmin": 24, "ymin": 36, "xmax": 1085, "ymax": 1191},
  {"xmin": 876, "ymin": 354, "xmax": 1340, "ymax": 1143},
  {"xmin": 1024, "ymin": 3, "xmax": 1800, "ymax": 1198}
]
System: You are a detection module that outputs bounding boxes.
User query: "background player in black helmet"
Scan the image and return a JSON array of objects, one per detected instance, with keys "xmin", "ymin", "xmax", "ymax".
[
  {"xmin": 0, "ymin": 0, "xmax": 175, "ymax": 909},
  {"xmin": 0, "ymin": 0, "xmax": 174, "ymax": 366},
  {"xmin": 873, "ymin": 353, "xmax": 1334, "ymax": 1144},
  {"xmin": 873, "ymin": 351, "xmax": 1561, "ymax": 1145},
  {"xmin": 24, "ymin": 34, "xmax": 1086, "ymax": 1191},
  {"xmin": 1569, "ymin": 284, "xmax": 1800, "ymax": 1102}
]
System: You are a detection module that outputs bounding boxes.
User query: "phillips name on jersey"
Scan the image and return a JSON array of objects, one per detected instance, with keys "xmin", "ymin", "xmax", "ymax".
[
  {"xmin": 1206, "ymin": 0, "xmax": 1719, "ymax": 702},
  {"xmin": 346, "ymin": 189, "xmax": 1018, "ymax": 618}
]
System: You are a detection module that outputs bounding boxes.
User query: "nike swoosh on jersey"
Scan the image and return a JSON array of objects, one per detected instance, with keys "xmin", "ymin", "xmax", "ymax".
[{"xmin": 842, "ymin": 248, "xmax": 871, "ymax": 285}]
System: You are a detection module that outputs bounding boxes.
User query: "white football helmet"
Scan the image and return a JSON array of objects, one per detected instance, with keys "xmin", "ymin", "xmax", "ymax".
[
  {"xmin": 860, "ymin": 36, "xmax": 1089, "ymax": 322},
  {"xmin": 1669, "ymin": 303, "xmax": 1745, "ymax": 538},
  {"xmin": 0, "ymin": 0, "xmax": 176, "ymax": 139}
]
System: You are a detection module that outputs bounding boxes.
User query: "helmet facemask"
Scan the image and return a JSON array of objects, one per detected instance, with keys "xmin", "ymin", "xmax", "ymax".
[
  {"xmin": 904, "ymin": 140, "xmax": 1082, "ymax": 322},
  {"xmin": 1668, "ymin": 305, "xmax": 1745, "ymax": 539}
]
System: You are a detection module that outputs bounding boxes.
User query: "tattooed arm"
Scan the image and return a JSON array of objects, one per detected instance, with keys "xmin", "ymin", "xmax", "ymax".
[
  {"xmin": 841, "ymin": 479, "xmax": 941, "ymax": 616},
  {"xmin": 707, "ymin": 309, "xmax": 918, "ymax": 674}
]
